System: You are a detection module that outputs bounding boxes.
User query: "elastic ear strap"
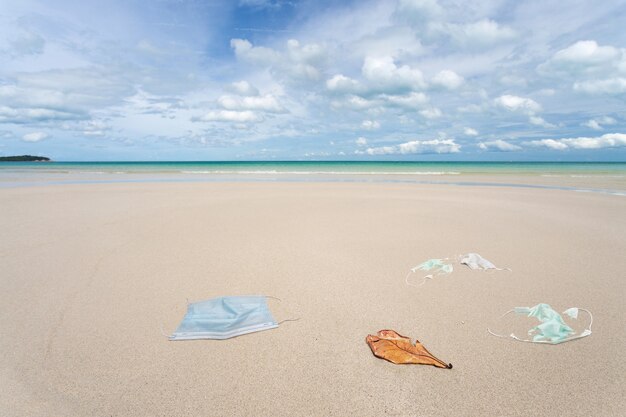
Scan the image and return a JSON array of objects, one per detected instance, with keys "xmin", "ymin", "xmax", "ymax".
[
  {"xmin": 405, "ymin": 270, "xmax": 431, "ymax": 287},
  {"xmin": 277, "ymin": 317, "xmax": 301, "ymax": 325},
  {"xmin": 266, "ymin": 296, "xmax": 300, "ymax": 325},
  {"xmin": 487, "ymin": 310, "xmax": 553, "ymax": 344},
  {"xmin": 487, "ymin": 310, "xmax": 515, "ymax": 339},
  {"xmin": 579, "ymin": 308, "xmax": 593, "ymax": 332}
]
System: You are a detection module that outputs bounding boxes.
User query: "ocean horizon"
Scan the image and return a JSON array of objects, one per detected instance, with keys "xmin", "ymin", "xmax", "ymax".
[{"xmin": 2, "ymin": 160, "xmax": 626, "ymax": 176}]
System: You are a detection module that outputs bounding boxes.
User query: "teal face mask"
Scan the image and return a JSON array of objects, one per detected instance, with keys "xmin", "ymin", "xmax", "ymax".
[
  {"xmin": 488, "ymin": 303, "xmax": 593, "ymax": 344},
  {"xmin": 168, "ymin": 296, "xmax": 279, "ymax": 340},
  {"xmin": 405, "ymin": 259, "xmax": 453, "ymax": 287},
  {"xmin": 414, "ymin": 259, "xmax": 454, "ymax": 274}
]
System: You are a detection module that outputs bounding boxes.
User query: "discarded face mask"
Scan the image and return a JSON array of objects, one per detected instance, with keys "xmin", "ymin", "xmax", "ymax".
[
  {"xmin": 366, "ymin": 329, "xmax": 452, "ymax": 369},
  {"xmin": 168, "ymin": 296, "xmax": 279, "ymax": 340},
  {"xmin": 460, "ymin": 253, "xmax": 509, "ymax": 271},
  {"xmin": 488, "ymin": 303, "xmax": 593, "ymax": 344},
  {"xmin": 405, "ymin": 259, "xmax": 453, "ymax": 287}
]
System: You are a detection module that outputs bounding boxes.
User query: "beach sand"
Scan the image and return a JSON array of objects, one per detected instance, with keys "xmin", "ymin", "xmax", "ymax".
[{"xmin": 1, "ymin": 181, "xmax": 625, "ymax": 416}]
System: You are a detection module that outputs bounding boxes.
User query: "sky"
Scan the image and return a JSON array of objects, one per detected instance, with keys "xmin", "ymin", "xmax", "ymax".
[{"xmin": 1, "ymin": 0, "xmax": 626, "ymax": 161}]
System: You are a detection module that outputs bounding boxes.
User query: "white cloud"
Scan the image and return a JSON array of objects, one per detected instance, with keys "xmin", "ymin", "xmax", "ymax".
[
  {"xmin": 194, "ymin": 110, "xmax": 262, "ymax": 123},
  {"xmin": 419, "ymin": 107, "xmax": 442, "ymax": 119},
  {"xmin": 529, "ymin": 115, "xmax": 555, "ymax": 128},
  {"xmin": 554, "ymin": 40, "xmax": 619, "ymax": 63},
  {"xmin": 332, "ymin": 90, "xmax": 431, "ymax": 113},
  {"xmin": 229, "ymin": 81, "xmax": 259, "ymax": 96},
  {"xmin": 431, "ymin": 70, "xmax": 464, "ymax": 90},
  {"xmin": 528, "ymin": 139, "xmax": 569, "ymax": 150},
  {"xmin": 573, "ymin": 77, "xmax": 626, "ymax": 94},
  {"xmin": 478, "ymin": 139, "xmax": 521, "ymax": 152},
  {"xmin": 0, "ymin": 68, "xmax": 133, "ymax": 124},
  {"xmin": 583, "ymin": 116, "xmax": 616, "ymax": 130},
  {"xmin": 362, "ymin": 56, "xmax": 426, "ymax": 93},
  {"xmin": 356, "ymin": 137, "xmax": 368, "ymax": 146},
  {"xmin": 22, "ymin": 132, "xmax": 48, "ymax": 142},
  {"xmin": 79, "ymin": 119, "xmax": 111, "ymax": 137},
  {"xmin": 0, "ymin": 106, "xmax": 82, "ymax": 123},
  {"xmin": 584, "ymin": 120, "xmax": 601, "ymax": 130},
  {"xmin": 448, "ymin": 19, "xmax": 516, "ymax": 49},
  {"xmin": 123, "ymin": 90, "xmax": 181, "ymax": 116},
  {"xmin": 528, "ymin": 133, "xmax": 626, "ymax": 150},
  {"xmin": 350, "ymin": 26, "xmax": 424, "ymax": 59},
  {"xmin": 231, "ymin": 38, "xmax": 326, "ymax": 81},
  {"xmin": 326, "ymin": 74, "xmax": 362, "ymax": 94},
  {"xmin": 286, "ymin": 39, "xmax": 326, "ymax": 66},
  {"xmin": 539, "ymin": 41, "xmax": 626, "ymax": 97},
  {"xmin": 464, "ymin": 127, "xmax": 478, "ymax": 136},
  {"xmin": 284, "ymin": 39, "xmax": 326, "ymax": 80},
  {"xmin": 361, "ymin": 120, "xmax": 380, "ymax": 130},
  {"xmin": 332, "ymin": 95, "xmax": 380, "ymax": 110},
  {"xmin": 541, "ymin": 40, "xmax": 623, "ymax": 75},
  {"xmin": 364, "ymin": 138, "xmax": 460, "ymax": 155},
  {"xmin": 457, "ymin": 103, "xmax": 487, "ymax": 113},
  {"xmin": 384, "ymin": 92, "xmax": 429, "ymax": 108},
  {"xmin": 218, "ymin": 94, "xmax": 285, "ymax": 113},
  {"xmin": 230, "ymin": 38, "xmax": 281, "ymax": 65},
  {"xmin": 494, "ymin": 94, "xmax": 541, "ymax": 114}
]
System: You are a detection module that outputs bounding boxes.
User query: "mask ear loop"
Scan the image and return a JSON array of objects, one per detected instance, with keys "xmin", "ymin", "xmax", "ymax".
[
  {"xmin": 487, "ymin": 309, "xmax": 516, "ymax": 339},
  {"xmin": 265, "ymin": 295, "xmax": 301, "ymax": 325},
  {"xmin": 405, "ymin": 269, "xmax": 432, "ymax": 287},
  {"xmin": 487, "ymin": 310, "xmax": 554, "ymax": 344},
  {"xmin": 487, "ymin": 308, "xmax": 593, "ymax": 344}
]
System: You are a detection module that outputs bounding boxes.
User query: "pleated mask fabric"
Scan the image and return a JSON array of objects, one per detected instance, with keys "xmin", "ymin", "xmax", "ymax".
[{"xmin": 169, "ymin": 296, "xmax": 279, "ymax": 341}]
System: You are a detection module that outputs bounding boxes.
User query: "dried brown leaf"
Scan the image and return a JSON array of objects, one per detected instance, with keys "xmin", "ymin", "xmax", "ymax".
[{"xmin": 366, "ymin": 329, "xmax": 452, "ymax": 369}]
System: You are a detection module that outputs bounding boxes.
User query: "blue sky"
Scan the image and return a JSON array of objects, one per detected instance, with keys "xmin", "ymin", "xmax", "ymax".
[{"xmin": 1, "ymin": 0, "xmax": 625, "ymax": 161}]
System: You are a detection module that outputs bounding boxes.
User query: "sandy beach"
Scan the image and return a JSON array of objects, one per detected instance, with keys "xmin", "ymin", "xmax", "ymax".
[{"xmin": 1, "ymin": 180, "xmax": 625, "ymax": 416}]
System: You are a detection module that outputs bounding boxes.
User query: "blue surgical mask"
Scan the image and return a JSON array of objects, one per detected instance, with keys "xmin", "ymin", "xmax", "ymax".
[{"xmin": 168, "ymin": 296, "xmax": 279, "ymax": 340}]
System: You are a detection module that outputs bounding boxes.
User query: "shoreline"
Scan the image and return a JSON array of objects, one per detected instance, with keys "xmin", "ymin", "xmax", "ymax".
[{"xmin": 1, "ymin": 174, "xmax": 625, "ymax": 196}]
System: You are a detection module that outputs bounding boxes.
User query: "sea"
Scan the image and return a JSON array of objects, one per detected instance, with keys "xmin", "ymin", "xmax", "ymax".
[{"xmin": 1, "ymin": 161, "xmax": 625, "ymax": 195}]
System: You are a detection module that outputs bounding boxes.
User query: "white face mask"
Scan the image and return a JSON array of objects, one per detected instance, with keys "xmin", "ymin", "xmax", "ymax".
[
  {"xmin": 488, "ymin": 303, "xmax": 593, "ymax": 344},
  {"xmin": 460, "ymin": 253, "xmax": 508, "ymax": 271},
  {"xmin": 168, "ymin": 296, "xmax": 279, "ymax": 340}
]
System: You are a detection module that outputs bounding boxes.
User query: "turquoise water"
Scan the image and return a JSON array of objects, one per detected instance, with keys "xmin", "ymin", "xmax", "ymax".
[{"xmin": 1, "ymin": 161, "xmax": 625, "ymax": 175}]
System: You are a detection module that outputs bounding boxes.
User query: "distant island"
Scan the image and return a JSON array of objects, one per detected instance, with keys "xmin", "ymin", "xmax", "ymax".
[{"xmin": 0, "ymin": 155, "xmax": 51, "ymax": 162}]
